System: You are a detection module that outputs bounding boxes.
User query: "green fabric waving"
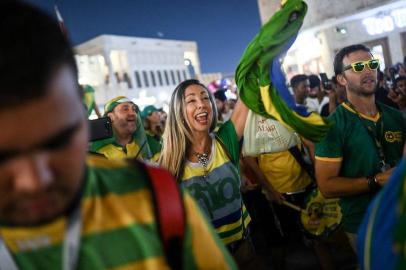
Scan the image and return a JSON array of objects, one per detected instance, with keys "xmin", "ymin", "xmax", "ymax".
[{"xmin": 235, "ymin": 0, "xmax": 331, "ymax": 142}]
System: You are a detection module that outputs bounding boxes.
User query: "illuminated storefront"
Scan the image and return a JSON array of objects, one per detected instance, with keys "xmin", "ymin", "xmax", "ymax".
[{"xmin": 258, "ymin": 0, "xmax": 406, "ymax": 77}]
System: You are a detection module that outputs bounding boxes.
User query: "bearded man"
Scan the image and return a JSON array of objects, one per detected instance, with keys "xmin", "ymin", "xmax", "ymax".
[{"xmin": 315, "ymin": 44, "xmax": 406, "ymax": 253}]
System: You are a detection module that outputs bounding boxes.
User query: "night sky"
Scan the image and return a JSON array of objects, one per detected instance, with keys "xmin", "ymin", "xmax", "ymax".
[{"xmin": 27, "ymin": 0, "xmax": 262, "ymax": 74}]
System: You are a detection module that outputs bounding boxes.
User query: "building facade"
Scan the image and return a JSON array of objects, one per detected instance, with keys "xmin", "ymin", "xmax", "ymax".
[
  {"xmin": 258, "ymin": 0, "xmax": 406, "ymax": 78},
  {"xmin": 75, "ymin": 34, "xmax": 201, "ymax": 109}
]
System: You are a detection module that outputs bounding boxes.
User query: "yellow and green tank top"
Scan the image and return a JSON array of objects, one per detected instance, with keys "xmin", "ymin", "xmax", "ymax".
[
  {"xmin": 0, "ymin": 155, "xmax": 236, "ymax": 269},
  {"xmin": 181, "ymin": 121, "xmax": 250, "ymax": 245}
]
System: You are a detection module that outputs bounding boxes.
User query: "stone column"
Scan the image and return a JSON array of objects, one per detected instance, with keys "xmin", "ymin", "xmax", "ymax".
[{"xmin": 257, "ymin": 0, "xmax": 281, "ymax": 25}]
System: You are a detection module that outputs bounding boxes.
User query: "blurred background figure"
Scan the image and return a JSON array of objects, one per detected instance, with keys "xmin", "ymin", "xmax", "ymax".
[
  {"xmin": 214, "ymin": 89, "xmax": 232, "ymax": 124},
  {"xmin": 306, "ymin": 74, "xmax": 329, "ymax": 114},
  {"xmin": 158, "ymin": 107, "xmax": 168, "ymax": 129},
  {"xmin": 375, "ymin": 70, "xmax": 398, "ymax": 109},
  {"xmin": 320, "ymin": 76, "xmax": 347, "ymax": 117},
  {"xmin": 141, "ymin": 105, "xmax": 164, "ymax": 139},
  {"xmin": 290, "ymin": 74, "xmax": 310, "ymax": 107},
  {"xmin": 227, "ymin": 98, "xmax": 237, "ymax": 111},
  {"xmin": 388, "ymin": 76, "xmax": 406, "ymax": 120},
  {"xmin": 82, "ymin": 84, "xmax": 101, "ymax": 118},
  {"xmin": 141, "ymin": 105, "xmax": 163, "ymax": 161}
]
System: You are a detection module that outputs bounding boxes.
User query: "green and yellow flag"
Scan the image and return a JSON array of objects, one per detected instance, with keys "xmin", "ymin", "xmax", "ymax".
[
  {"xmin": 236, "ymin": 0, "xmax": 331, "ymax": 142},
  {"xmin": 83, "ymin": 85, "xmax": 96, "ymax": 116}
]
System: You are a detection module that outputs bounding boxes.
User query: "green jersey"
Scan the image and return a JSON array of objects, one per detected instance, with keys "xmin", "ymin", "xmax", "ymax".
[
  {"xmin": 90, "ymin": 136, "xmax": 145, "ymax": 160},
  {"xmin": 90, "ymin": 133, "xmax": 159, "ymax": 161},
  {"xmin": 83, "ymin": 85, "xmax": 95, "ymax": 116},
  {"xmin": 145, "ymin": 131, "xmax": 162, "ymax": 162},
  {"xmin": 0, "ymin": 155, "xmax": 236, "ymax": 269},
  {"xmin": 315, "ymin": 102, "xmax": 406, "ymax": 233}
]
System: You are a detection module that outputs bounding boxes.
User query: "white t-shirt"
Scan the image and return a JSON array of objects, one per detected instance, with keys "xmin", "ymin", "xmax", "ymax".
[{"xmin": 306, "ymin": 96, "xmax": 329, "ymax": 114}]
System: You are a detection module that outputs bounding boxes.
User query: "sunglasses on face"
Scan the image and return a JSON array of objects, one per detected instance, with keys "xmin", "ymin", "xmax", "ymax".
[{"xmin": 343, "ymin": 59, "xmax": 380, "ymax": 73}]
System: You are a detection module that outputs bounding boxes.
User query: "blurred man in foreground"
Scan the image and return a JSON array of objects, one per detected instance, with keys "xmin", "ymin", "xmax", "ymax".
[{"xmin": 0, "ymin": 1, "xmax": 235, "ymax": 269}]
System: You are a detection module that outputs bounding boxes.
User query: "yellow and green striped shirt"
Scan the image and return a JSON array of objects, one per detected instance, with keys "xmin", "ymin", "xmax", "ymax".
[
  {"xmin": 0, "ymin": 155, "xmax": 236, "ymax": 269},
  {"xmin": 181, "ymin": 121, "xmax": 250, "ymax": 245}
]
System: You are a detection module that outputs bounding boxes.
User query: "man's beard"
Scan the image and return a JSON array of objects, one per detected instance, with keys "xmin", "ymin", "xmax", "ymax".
[
  {"xmin": 347, "ymin": 80, "xmax": 377, "ymax": 97},
  {"xmin": 117, "ymin": 119, "xmax": 136, "ymax": 135},
  {"xmin": 0, "ymin": 183, "xmax": 76, "ymax": 227}
]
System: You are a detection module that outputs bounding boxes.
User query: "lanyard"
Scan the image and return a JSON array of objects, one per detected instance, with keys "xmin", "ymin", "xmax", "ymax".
[
  {"xmin": 345, "ymin": 101, "xmax": 388, "ymax": 172},
  {"xmin": 0, "ymin": 206, "xmax": 81, "ymax": 270}
]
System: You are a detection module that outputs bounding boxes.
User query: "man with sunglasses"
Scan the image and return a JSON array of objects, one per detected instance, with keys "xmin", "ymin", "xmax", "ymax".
[{"xmin": 315, "ymin": 44, "xmax": 406, "ymax": 254}]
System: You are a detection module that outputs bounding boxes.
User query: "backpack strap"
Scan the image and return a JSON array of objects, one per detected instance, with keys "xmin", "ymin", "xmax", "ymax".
[
  {"xmin": 214, "ymin": 135, "xmax": 247, "ymax": 236},
  {"xmin": 133, "ymin": 160, "xmax": 186, "ymax": 270},
  {"xmin": 214, "ymin": 134, "xmax": 235, "ymax": 162}
]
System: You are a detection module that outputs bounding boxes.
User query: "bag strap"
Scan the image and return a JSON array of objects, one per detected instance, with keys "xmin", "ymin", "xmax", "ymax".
[
  {"xmin": 288, "ymin": 145, "xmax": 315, "ymax": 181},
  {"xmin": 215, "ymin": 135, "xmax": 233, "ymax": 161},
  {"xmin": 215, "ymin": 134, "xmax": 243, "ymax": 180},
  {"xmin": 133, "ymin": 160, "xmax": 186, "ymax": 270},
  {"xmin": 214, "ymin": 135, "xmax": 247, "ymax": 235}
]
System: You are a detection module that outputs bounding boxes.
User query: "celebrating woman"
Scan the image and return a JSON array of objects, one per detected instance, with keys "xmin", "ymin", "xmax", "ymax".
[{"xmin": 159, "ymin": 79, "xmax": 252, "ymax": 257}]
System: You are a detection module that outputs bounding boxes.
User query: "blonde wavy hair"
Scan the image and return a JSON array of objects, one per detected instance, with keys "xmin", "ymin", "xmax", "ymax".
[{"xmin": 159, "ymin": 79, "xmax": 218, "ymax": 181}]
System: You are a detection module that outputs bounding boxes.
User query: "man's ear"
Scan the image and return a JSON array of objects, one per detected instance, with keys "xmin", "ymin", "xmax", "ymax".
[
  {"xmin": 107, "ymin": 112, "xmax": 114, "ymax": 122},
  {"xmin": 336, "ymin": 74, "xmax": 347, "ymax": 88}
]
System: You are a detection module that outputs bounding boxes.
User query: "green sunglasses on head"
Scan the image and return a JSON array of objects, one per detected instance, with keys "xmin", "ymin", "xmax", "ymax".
[{"xmin": 343, "ymin": 59, "xmax": 380, "ymax": 73}]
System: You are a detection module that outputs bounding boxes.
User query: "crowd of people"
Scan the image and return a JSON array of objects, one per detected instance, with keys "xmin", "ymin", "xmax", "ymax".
[{"xmin": 1, "ymin": 1, "xmax": 406, "ymax": 270}]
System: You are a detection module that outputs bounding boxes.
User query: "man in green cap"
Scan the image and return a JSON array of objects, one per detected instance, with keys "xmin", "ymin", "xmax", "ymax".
[
  {"xmin": 90, "ymin": 96, "xmax": 157, "ymax": 160},
  {"xmin": 141, "ymin": 105, "xmax": 163, "ymax": 161}
]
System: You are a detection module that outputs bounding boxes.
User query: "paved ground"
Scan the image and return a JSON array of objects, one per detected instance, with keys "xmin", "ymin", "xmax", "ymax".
[
  {"xmin": 252, "ymin": 231, "xmax": 358, "ymax": 270},
  {"xmin": 244, "ymin": 190, "xmax": 358, "ymax": 270}
]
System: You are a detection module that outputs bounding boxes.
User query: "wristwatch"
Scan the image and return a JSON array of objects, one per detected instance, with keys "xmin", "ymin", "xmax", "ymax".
[{"xmin": 367, "ymin": 174, "xmax": 380, "ymax": 192}]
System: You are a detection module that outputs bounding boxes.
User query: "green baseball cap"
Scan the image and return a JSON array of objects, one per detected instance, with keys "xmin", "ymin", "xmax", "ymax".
[
  {"xmin": 104, "ymin": 96, "xmax": 136, "ymax": 116},
  {"xmin": 141, "ymin": 105, "xmax": 159, "ymax": 120}
]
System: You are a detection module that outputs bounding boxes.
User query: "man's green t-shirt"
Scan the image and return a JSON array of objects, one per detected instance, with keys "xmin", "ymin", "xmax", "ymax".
[
  {"xmin": 145, "ymin": 131, "xmax": 162, "ymax": 161},
  {"xmin": 315, "ymin": 102, "xmax": 406, "ymax": 233}
]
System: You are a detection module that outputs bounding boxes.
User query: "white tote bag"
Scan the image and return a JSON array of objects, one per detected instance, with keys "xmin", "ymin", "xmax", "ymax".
[{"xmin": 242, "ymin": 109, "xmax": 300, "ymax": 157}]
